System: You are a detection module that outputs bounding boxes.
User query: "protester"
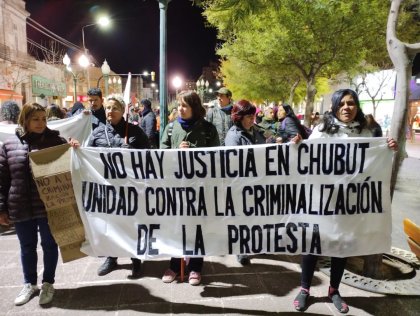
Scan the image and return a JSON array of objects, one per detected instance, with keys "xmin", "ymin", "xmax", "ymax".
[
  {"xmin": 310, "ymin": 111, "xmax": 321, "ymax": 128},
  {"xmin": 293, "ymin": 89, "xmax": 398, "ymax": 314},
  {"xmin": 365, "ymin": 114, "xmax": 383, "ymax": 137},
  {"xmin": 276, "ymin": 104, "xmax": 308, "ymax": 143},
  {"xmin": 69, "ymin": 101, "xmax": 85, "ymax": 117},
  {"xmin": 0, "ymin": 100, "xmax": 20, "ymax": 124},
  {"xmin": 160, "ymin": 90, "xmax": 219, "ymax": 285},
  {"xmin": 206, "ymin": 87, "xmax": 234, "ymax": 145},
  {"xmin": 0, "ymin": 102, "xmax": 79, "ymax": 306},
  {"xmin": 46, "ymin": 104, "xmax": 64, "ymax": 121},
  {"xmin": 258, "ymin": 106, "xmax": 278, "ymax": 142},
  {"xmin": 88, "ymin": 94, "xmax": 150, "ymax": 279},
  {"xmin": 87, "ymin": 88, "xmax": 106, "ymax": 130},
  {"xmin": 139, "ymin": 98, "xmax": 157, "ymax": 148},
  {"xmin": 225, "ymin": 100, "xmax": 266, "ymax": 265}
]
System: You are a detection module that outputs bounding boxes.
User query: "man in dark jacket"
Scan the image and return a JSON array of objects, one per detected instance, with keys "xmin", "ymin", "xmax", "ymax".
[
  {"xmin": 87, "ymin": 88, "xmax": 106, "ymax": 130},
  {"xmin": 139, "ymin": 98, "xmax": 157, "ymax": 148}
]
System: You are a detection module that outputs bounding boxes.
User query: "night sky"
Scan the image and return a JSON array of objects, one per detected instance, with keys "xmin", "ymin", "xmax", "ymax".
[{"xmin": 24, "ymin": 0, "xmax": 219, "ymax": 82}]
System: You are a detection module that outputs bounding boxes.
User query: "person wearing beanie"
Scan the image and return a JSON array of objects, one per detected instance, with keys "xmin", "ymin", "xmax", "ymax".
[
  {"xmin": 0, "ymin": 100, "xmax": 20, "ymax": 124},
  {"xmin": 139, "ymin": 98, "xmax": 158, "ymax": 148}
]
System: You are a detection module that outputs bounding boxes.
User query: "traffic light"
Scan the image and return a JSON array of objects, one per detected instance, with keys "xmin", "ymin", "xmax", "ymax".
[{"xmin": 151, "ymin": 71, "xmax": 155, "ymax": 82}]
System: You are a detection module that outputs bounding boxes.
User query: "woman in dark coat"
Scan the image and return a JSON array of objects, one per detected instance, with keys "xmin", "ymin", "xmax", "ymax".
[
  {"xmin": 276, "ymin": 104, "xmax": 307, "ymax": 143},
  {"xmin": 0, "ymin": 102, "xmax": 78, "ymax": 306},
  {"xmin": 225, "ymin": 99, "xmax": 265, "ymax": 265},
  {"xmin": 225, "ymin": 100, "xmax": 266, "ymax": 147},
  {"xmin": 88, "ymin": 95, "xmax": 150, "ymax": 279},
  {"xmin": 160, "ymin": 91, "xmax": 219, "ymax": 286}
]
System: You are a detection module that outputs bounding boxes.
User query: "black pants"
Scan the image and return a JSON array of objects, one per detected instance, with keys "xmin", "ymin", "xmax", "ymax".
[
  {"xmin": 301, "ymin": 255, "xmax": 347, "ymax": 290},
  {"xmin": 169, "ymin": 257, "xmax": 203, "ymax": 273}
]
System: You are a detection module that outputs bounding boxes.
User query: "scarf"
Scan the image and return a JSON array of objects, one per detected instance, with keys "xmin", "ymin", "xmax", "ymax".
[
  {"xmin": 141, "ymin": 108, "xmax": 151, "ymax": 117},
  {"xmin": 221, "ymin": 105, "xmax": 233, "ymax": 114},
  {"xmin": 177, "ymin": 116, "xmax": 197, "ymax": 130}
]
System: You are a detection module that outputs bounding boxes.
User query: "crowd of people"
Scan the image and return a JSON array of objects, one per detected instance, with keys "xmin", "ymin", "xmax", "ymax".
[{"xmin": 0, "ymin": 86, "xmax": 398, "ymax": 314}]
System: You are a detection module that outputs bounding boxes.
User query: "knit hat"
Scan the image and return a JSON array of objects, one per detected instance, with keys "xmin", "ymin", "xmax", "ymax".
[{"xmin": 0, "ymin": 100, "xmax": 20, "ymax": 123}]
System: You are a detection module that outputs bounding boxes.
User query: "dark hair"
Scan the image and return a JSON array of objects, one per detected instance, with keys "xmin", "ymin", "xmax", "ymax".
[
  {"xmin": 47, "ymin": 104, "xmax": 64, "ymax": 120},
  {"xmin": 71, "ymin": 101, "xmax": 84, "ymax": 115},
  {"xmin": 177, "ymin": 90, "xmax": 206, "ymax": 120},
  {"xmin": 231, "ymin": 99, "xmax": 256, "ymax": 124},
  {"xmin": 279, "ymin": 103, "xmax": 308, "ymax": 137},
  {"xmin": 320, "ymin": 89, "xmax": 367, "ymax": 134},
  {"xmin": 140, "ymin": 98, "xmax": 152, "ymax": 109},
  {"xmin": 0, "ymin": 100, "xmax": 20, "ymax": 123},
  {"xmin": 87, "ymin": 87, "xmax": 102, "ymax": 98}
]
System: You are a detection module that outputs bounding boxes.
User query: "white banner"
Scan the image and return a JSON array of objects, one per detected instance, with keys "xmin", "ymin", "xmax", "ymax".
[
  {"xmin": 0, "ymin": 112, "xmax": 92, "ymax": 146},
  {"xmin": 71, "ymin": 138, "xmax": 393, "ymax": 259}
]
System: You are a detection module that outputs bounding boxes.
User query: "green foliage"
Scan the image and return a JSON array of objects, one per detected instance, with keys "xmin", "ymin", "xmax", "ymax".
[{"xmin": 199, "ymin": 0, "xmax": 420, "ymax": 107}]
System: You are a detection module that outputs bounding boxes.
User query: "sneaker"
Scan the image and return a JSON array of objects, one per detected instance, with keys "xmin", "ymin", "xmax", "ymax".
[
  {"xmin": 188, "ymin": 271, "xmax": 201, "ymax": 286},
  {"xmin": 14, "ymin": 283, "xmax": 38, "ymax": 306},
  {"xmin": 237, "ymin": 254, "xmax": 250, "ymax": 265},
  {"xmin": 293, "ymin": 288, "xmax": 310, "ymax": 311},
  {"xmin": 162, "ymin": 269, "xmax": 177, "ymax": 283},
  {"xmin": 328, "ymin": 287, "xmax": 349, "ymax": 314},
  {"xmin": 39, "ymin": 282, "xmax": 55, "ymax": 305},
  {"xmin": 97, "ymin": 257, "xmax": 117, "ymax": 276}
]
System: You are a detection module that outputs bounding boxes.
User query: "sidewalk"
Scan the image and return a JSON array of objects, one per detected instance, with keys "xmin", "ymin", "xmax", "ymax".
[{"xmin": 0, "ymin": 142, "xmax": 419, "ymax": 315}]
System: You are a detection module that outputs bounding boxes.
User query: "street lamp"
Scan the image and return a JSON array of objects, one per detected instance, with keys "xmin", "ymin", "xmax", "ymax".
[
  {"xmin": 81, "ymin": 16, "xmax": 111, "ymax": 89},
  {"xmin": 62, "ymin": 53, "xmax": 87, "ymax": 102},
  {"xmin": 172, "ymin": 76, "xmax": 183, "ymax": 96},
  {"xmin": 196, "ymin": 79, "xmax": 209, "ymax": 102},
  {"xmin": 101, "ymin": 59, "xmax": 111, "ymax": 96}
]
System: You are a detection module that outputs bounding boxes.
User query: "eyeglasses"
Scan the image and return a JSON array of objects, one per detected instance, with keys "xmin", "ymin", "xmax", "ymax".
[{"xmin": 339, "ymin": 100, "xmax": 356, "ymax": 107}]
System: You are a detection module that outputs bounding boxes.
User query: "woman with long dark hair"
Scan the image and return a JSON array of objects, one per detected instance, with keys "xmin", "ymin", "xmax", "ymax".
[
  {"xmin": 276, "ymin": 104, "xmax": 308, "ymax": 143},
  {"xmin": 293, "ymin": 89, "xmax": 398, "ymax": 314}
]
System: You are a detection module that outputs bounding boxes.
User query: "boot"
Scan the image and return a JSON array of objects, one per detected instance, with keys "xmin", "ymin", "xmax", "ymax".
[
  {"xmin": 97, "ymin": 257, "xmax": 117, "ymax": 276},
  {"xmin": 128, "ymin": 258, "xmax": 141, "ymax": 279},
  {"xmin": 237, "ymin": 254, "xmax": 250, "ymax": 265}
]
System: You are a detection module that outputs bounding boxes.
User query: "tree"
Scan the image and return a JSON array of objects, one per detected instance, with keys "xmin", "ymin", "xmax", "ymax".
[
  {"xmin": 387, "ymin": 0, "xmax": 420, "ymax": 195},
  {"xmin": 202, "ymin": 0, "xmax": 394, "ymax": 126}
]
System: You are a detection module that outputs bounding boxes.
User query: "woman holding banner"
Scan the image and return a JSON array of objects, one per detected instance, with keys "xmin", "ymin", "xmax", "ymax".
[
  {"xmin": 293, "ymin": 89, "xmax": 398, "ymax": 314},
  {"xmin": 0, "ymin": 102, "xmax": 79, "ymax": 306},
  {"xmin": 224, "ymin": 99, "xmax": 266, "ymax": 265},
  {"xmin": 88, "ymin": 94, "xmax": 150, "ymax": 280},
  {"xmin": 160, "ymin": 90, "xmax": 219, "ymax": 286}
]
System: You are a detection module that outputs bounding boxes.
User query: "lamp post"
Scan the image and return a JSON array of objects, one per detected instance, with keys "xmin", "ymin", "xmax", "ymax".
[
  {"xmin": 158, "ymin": 0, "xmax": 171, "ymax": 142},
  {"xmin": 62, "ymin": 53, "xmax": 87, "ymax": 102},
  {"xmin": 81, "ymin": 16, "xmax": 110, "ymax": 89},
  {"xmin": 196, "ymin": 79, "xmax": 209, "ymax": 103},
  {"xmin": 101, "ymin": 59, "xmax": 111, "ymax": 96}
]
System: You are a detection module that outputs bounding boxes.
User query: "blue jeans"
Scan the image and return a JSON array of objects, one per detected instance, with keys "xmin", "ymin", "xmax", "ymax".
[{"xmin": 14, "ymin": 217, "xmax": 58, "ymax": 285}]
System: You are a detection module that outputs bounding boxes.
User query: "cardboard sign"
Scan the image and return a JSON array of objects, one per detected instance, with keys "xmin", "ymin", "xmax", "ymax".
[{"xmin": 29, "ymin": 144, "xmax": 86, "ymax": 263}]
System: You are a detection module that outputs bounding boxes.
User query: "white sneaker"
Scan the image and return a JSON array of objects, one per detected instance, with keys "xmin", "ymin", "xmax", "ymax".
[
  {"xmin": 39, "ymin": 282, "xmax": 55, "ymax": 305},
  {"xmin": 14, "ymin": 283, "xmax": 38, "ymax": 306}
]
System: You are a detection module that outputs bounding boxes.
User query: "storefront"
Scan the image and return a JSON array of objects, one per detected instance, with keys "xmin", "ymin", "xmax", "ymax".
[
  {"xmin": 0, "ymin": 89, "xmax": 23, "ymax": 106},
  {"xmin": 31, "ymin": 75, "xmax": 66, "ymax": 106}
]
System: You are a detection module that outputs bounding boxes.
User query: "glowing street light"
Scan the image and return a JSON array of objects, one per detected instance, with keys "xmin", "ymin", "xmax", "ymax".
[{"xmin": 172, "ymin": 76, "xmax": 183, "ymax": 95}]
